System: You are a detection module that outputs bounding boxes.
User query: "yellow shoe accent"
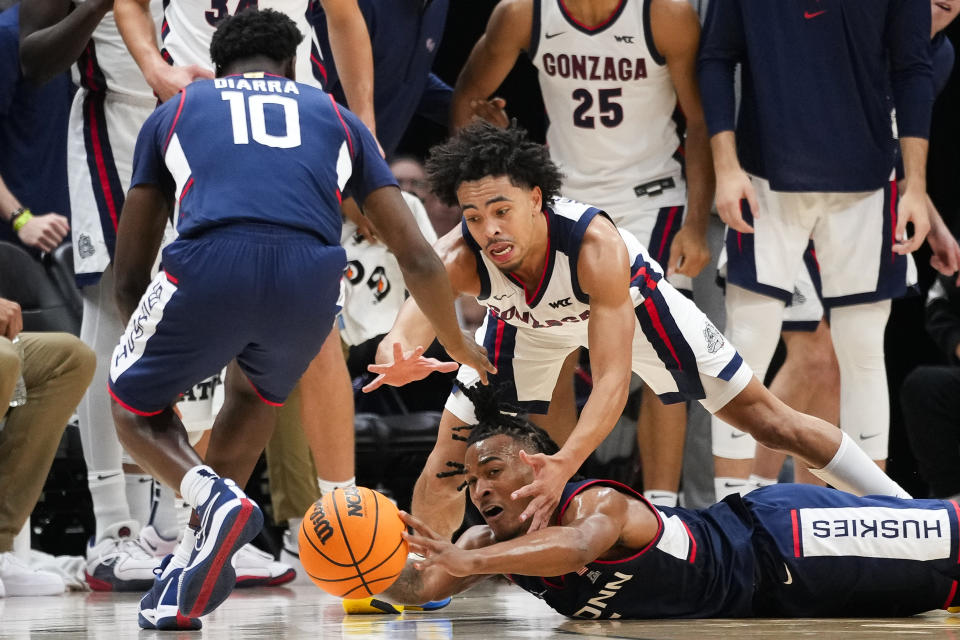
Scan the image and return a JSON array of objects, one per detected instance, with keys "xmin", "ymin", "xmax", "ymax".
[
  {"xmin": 342, "ymin": 597, "xmax": 404, "ymax": 614},
  {"xmin": 948, "ymin": 606, "xmax": 960, "ymax": 614}
]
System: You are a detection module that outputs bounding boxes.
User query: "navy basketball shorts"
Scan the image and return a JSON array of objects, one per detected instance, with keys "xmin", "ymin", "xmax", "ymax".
[{"xmin": 108, "ymin": 224, "xmax": 346, "ymax": 415}]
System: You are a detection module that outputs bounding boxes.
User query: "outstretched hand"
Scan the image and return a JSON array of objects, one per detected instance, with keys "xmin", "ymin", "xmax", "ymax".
[
  {"xmin": 363, "ymin": 342, "xmax": 460, "ymax": 392},
  {"xmin": 511, "ymin": 450, "xmax": 574, "ymax": 532},
  {"xmin": 399, "ymin": 511, "xmax": 476, "ymax": 577}
]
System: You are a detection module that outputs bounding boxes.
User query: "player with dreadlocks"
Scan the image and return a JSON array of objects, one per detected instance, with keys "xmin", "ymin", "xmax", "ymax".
[
  {"xmin": 367, "ymin": 121, "xmax": 910, "ymax": 541},
  {"xmin": 367, "ymin": 383, "xmax": 960, "ymax": 620}
]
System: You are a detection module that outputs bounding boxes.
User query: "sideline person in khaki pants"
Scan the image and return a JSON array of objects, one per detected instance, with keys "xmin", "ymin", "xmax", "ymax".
[{"xmin": 0, "ymin": 297, "xmax": 95, "ymax": 596}]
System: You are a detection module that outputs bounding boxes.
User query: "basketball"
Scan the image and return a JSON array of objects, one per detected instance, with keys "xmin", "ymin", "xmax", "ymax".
[{"xmin": 298, "ymin": 486, "xmax": 409, "ymax": 598}]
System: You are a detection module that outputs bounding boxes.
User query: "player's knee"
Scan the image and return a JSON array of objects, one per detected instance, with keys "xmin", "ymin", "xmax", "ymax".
[{"xmin": 784, "ymin": 334, "xmax": 838, "ymax": 383}]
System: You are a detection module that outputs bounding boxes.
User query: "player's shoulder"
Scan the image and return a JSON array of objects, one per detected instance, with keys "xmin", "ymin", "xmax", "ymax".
[
  {"xmin": 488, "ymin": 0, "xmax": 534, "ymax": 40},
  {"xmin": 456, "ymin": 524, "xmax": 498, "ymax": 551}
]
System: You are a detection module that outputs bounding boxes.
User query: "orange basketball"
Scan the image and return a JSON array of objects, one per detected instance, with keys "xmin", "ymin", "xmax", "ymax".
[{"xmin": 298, "ymin": 486, "xmax": 409, "ymax": 598}]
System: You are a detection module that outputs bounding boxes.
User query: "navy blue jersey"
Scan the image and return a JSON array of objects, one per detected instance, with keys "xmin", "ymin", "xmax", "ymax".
[
  {"xmin": 130, "ymin": 73, "xmax": 396, "ymax": 244},
  {"xmin": 698, "ymin": 0, "xmax": 933, "ymax": 192},
  {"xmin": 507, "ymin": 481, "xmax": 960, "ymax": 619},
  {"xmin": 306, "ymin": 0, "xmax": 451, "ymax": 156}
]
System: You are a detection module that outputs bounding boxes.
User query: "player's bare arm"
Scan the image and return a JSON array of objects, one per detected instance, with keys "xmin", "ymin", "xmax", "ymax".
[
  {"xmin": 321, "ymin": 0, "xmax": 377, "ymax": 139},
  {"xmin": 403, "ymin": 487, "xmax": 635, "ymax": 579},
  {"xmin": 710, "ymin": 131, "xmax": 758, "ymax": 233},
  {"xmin": 450, "ymin": 0, "xmax": 532, "ymax": 130},
  {"xmin": 380, "ymin": 516, "xmax": 494, "ymax": 605},
  {"xmin": 652, "ymin": 0, "xmax": 712, "ymax": 277},
  {"xmin": 512, "ymin": 216, "xmax": 634, "ymax": 530},
  {"xmin": 115, "ymin": 0, "xmax": 213, "ymax": 102},
  {"xmin": 895, "ymin": 136, "xmax": 931, "ymax": 254},
  {"xmin": 112, "ymin": 184, "xmax": 173, "ymax": 320},
  {"xmin": 18, "ymin": 0, "xmax": 112, "ymax": 84},
  {"xmin": 363, "ymin": 187, "xmax": 494, "ymax": 384},
  {"xmin": 0, "ymin": 174, "xmax": 69, "ymax": 252}
]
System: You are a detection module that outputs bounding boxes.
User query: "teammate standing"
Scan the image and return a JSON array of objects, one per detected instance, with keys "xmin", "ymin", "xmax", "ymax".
[
  {"xmin": 369, "ymin": 122, "xmax": 909, "ymax": 540},
  {"xmin": 108, "ymin": 9, "xmax": 489, "ymax": 628},
  {"xmin": 699, "ymin": 0, "xmax": 934, "ymax": 493},
  {"xmin": 450, "ymin": 0, "xmax": 713, "ymax": 506}
]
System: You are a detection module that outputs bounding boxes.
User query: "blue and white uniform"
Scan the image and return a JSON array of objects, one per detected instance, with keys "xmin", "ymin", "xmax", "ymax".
[
  {"xmin": 529, "ymin": 0, "xmax": 690, "ymax": 290},
  {"xmin": 507, "ymin": 480, "xmax": 960, "ymax": 619},
  {"xmin": 108, "ymin": 74, "xmax": 395, "ymax": 414},
  {"xmin": 445, "ymin": 199, "xmax": 751, "ymax": 421}
]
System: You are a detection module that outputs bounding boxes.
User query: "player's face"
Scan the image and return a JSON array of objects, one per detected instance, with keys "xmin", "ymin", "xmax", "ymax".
[
  {"xmin": 464, "ymin": 434, "xmax": 536, "ymax": 541},
  {"xmin": 457, "ymin": 176, "xmax": 544, "ymax": 274},
  {"xmin": 932, "ymin": 0, "xmax": 959, "ymax": 35}
]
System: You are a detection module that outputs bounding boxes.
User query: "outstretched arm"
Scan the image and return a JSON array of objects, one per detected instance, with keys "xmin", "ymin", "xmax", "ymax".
[
  {"xmin": 512, "ymin": 217, "xmax": 634, "ymax": 530},
  {"xmin": 654, "ymin": 0, "xmax": 711, "ymax": 278},
  {"xmin": 19, "ymin": 0, "xmax": 112, "ymax": 84},
  {"xmin": 450, "ymin": 0, "xmax": 531, "ymax": 130},
  {"xmin": 363, "ymin": 188, "xmax": 495, "ymax": 383}
]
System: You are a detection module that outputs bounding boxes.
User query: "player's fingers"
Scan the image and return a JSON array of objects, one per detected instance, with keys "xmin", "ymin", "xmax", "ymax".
[
  {"xmin": 392, "ymin": 342, "xmax": 404, "ymax": 363},
  {"xmin": 361, "ymin": 374, "xmax": 387, "ymax": 393},
  {"xmin": 422, "ymin": 358, "xmax": 460, "ymax": 373},
  {"xmin": 409, "ymin": 345, "xmax": 426, "ymax": 359}
]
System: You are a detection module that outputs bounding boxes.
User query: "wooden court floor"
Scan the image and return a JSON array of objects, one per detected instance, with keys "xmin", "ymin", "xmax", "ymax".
[{"xmin": 4, "ymin": 580, "xmax": 960, "ymax": 639}]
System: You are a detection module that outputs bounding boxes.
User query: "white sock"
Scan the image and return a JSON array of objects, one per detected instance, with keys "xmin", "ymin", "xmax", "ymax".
[
  {"xmin": 807, "ymin": 432, "xmax": 911, "ymax": 498},
  {"xmin": 150, "ymin": 482, "xmax": 182, "ymax": 539},
  {"xmin": 175, "ymin": 498, "xmax": 192, "ymax": 536},
  {"xmin": 715, "ymin": 477, "xmax": 751, "ymax": 501},
  {"xmin": 125, "ymin": 473, "xmax": 154, "ymax": 526},
  {"xmin": 643, "ymin": 490, "xmax": 679, "ymax": 507},
  {"xmin": 180, "ymin": 465, "xmax": 218, "ymax": 509},
  {"xmin": 748, "ymin": 474, "xmax": 777, "ymax": 492},
  {"xmin": 87, "ymin": 470, "xmax": 129, "ymax": 541},
  {"xmin": 165, "ymin": 528, "xmax": 197, "ymax": 575},
  {"xmin": 317, "ymin": 476, "xmax": 355, "ymax": 496}
]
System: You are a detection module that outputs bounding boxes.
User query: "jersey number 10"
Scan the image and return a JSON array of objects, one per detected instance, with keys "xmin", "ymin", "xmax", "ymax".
[{"xmin": 220, "ymin": 91, "xmax": 302, "ymax": 149}]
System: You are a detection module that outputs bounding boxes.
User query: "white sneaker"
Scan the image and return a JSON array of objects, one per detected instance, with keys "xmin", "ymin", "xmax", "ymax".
[
  {"xmin": 138, "ymin": 525, "xmax": 178, "ymax": 558},
  {"xmin": 233, "ymin": 543, "xmax": 296, "ymax": 588},
  {"xmin": 280, "ymin": 526, "xmax": 313, "ymax": 585},
  {"xmin": 85, "ymin": 520, "xmax": 159, "ymax": 591},
  {"xmin": 0, "ymin": 552, "xmax": 64, "ymax": 596}
]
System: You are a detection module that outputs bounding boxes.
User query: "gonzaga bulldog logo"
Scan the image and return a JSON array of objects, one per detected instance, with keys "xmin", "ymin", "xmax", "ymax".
[{"xmin": 704, "ymin": 321, "xmax": 724, "ymax": 354}]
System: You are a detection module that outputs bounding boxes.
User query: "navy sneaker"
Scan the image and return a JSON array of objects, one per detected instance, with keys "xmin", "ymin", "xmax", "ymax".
[
  {"xmin": 177, "ymin": 477, "xmax": 263, "ymax": 618},
  {"xmin": 138, "ymin": 555, "xmax": 201, "ymax": 630}
]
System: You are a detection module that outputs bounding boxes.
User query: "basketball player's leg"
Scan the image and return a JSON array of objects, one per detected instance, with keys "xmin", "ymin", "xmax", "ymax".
[
  {"xmin": 752, "ymin": 322, "xmax": 840, "ymax": 486},
  {"xmin": 299, "ymin": 325, "xmax": 356, "ymax": 489},
  {"xmin": 529, "ymin": 348, "xmax": 579, "ymax": 446},
  {"xmin": 411, "ymin": 408, "xmax": 472, "ymax": 539},
  {"xmin": 636, "ymin": 389, "xmax": 687, "ymax": 504}
]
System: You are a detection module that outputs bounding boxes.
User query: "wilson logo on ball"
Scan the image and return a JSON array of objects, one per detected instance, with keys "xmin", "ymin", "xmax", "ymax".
[{"xmin": 309, "ymin": 502, "xmax": 334, "ymax": 544}]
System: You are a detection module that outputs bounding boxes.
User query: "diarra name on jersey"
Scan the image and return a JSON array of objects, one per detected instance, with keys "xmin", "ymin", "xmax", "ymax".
[{"xmin": 213, "ymin": 77, "xmax": 300, "ymax": 94}]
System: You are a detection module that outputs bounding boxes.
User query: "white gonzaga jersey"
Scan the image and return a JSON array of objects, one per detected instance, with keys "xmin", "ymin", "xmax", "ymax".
[
  {"xmin": 161, "ymin": 0, "xmax": 317, "ymax": 87},
  {"xmin": 73, "ymin": 0, "xmax": 162, "ymax": 99},
  {"xmin": 530, "ymin": 0, "xmax": 684, "ymax": 210},
  {"xmin": 338, "ymin": 192, "xmax": 438, "ymax": 347},
  {"xmin": 464, "ymin": 198, "xmax": 646, "ymax": 347}
]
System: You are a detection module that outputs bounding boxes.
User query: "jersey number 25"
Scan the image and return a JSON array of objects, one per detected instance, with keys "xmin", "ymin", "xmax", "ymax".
[{"xmin": 572, "ymin": 88, "xmax": 623, "ymax": 128}]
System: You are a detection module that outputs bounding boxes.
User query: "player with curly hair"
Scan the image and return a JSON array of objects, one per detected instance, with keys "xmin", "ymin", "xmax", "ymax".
[{"xmin": 368, "ymin": 121, "xmax": 910, "ymax": 541}]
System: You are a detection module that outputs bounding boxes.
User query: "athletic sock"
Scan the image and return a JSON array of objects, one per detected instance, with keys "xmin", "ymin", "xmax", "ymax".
[
  {"xmin": 714, "ymin": 477, "xmax": 751, "ymax": 501},
  {"xmin": 165, "ymin": 528, "xmax": 198, "ymax": 576},
  {"xmin": 125, "ymin": 473, "xmax": 154, "ymax": 526},
  {"xmin": 643, "ymin": 490, "xmax": 679, "ymax": 507},
  {"xmin": 807, "ymin": 432, "xmax": 911, "ymax": 498},
  {"xmin": 175, "ymin": 498, "xmax": 192, "ymax": 536},
  {"xmin": 180, "ymin": 465, "xmax": 219, "ymax": 509},
  {"xmin": 87, "ymin": 469, "xmax": 130, "ymax": 541},
  {"xmin": 317, "ymin": 476, "xmax": 355, "ymax": 496},
  {"xmin": 150, "ymin": 481, "xmax": 182, "ymax": 539}
]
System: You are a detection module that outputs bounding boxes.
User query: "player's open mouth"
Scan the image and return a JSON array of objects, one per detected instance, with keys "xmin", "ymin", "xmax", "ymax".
[
  {"xmin": 487, "ymin": 243, "xmax": 514, "ymax": 263},
  {"xmin": 482, "ymin": 505, "xmax": 504, "ymax": 519}
]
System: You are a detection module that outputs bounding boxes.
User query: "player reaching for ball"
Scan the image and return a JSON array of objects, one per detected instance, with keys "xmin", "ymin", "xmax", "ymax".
[
  {"xmin": 106, "ymin": 8, "xmax": 492, "ymax": 630},
  {"xmin": 368, "ymin": 122, "xmax": 910, "ymax": 541},
  {"xmin": 371, "ymin": 384, "xmax": 960, "ymax": 619}
]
